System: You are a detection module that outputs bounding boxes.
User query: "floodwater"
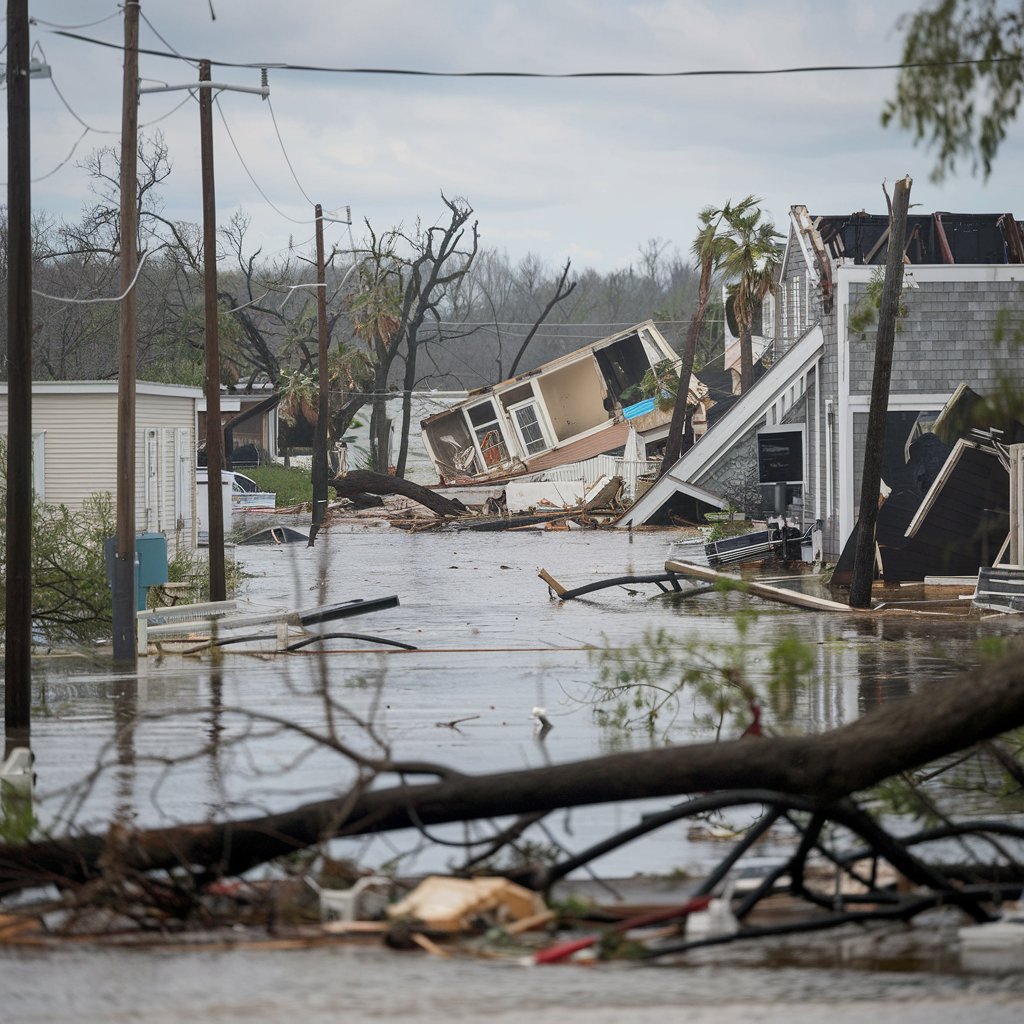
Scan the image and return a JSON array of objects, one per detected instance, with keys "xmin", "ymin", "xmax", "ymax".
[{"xmin": 4, "ymin": 524, "xmax": 1024, "ymax": 1021}]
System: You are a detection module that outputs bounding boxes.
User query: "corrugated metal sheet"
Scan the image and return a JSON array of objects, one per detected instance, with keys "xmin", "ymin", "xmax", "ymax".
[{"xmin": 537, "ymin": 454, "xmax": 660, "ymax": 500}]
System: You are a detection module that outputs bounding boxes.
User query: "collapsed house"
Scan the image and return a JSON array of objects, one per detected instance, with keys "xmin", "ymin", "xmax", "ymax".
[
  {"xmin": 419, "ymin": 321, "xmax": 714, "ymax": 500},
  {"xmin": 620, "ymin": 206, "xmax": 1024, "ymax": 573}
]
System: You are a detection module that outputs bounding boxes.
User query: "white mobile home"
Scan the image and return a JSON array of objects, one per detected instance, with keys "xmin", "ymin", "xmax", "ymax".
[
  {"xmin": 0, "ymin": 381, "xmax": 202, "ymax": 557},
  {"xmin": 420, "ymin": 320, "xmax": 696, "ymax": 484}
]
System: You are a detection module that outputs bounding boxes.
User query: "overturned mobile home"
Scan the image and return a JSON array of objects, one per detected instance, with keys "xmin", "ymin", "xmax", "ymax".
[
  {"xmin": 419, "ymin": 321, "xmax": 712, "ymax": 494},
  {"xmin": 620, "ymin": 207, "xmax": 1024, "ymax": 565}
]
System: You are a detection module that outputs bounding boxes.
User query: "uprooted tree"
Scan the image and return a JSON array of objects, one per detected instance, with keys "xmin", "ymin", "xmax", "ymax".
[{"xmin": 2, "ymin": 637, "xmax": 1024, "ymax": 953}]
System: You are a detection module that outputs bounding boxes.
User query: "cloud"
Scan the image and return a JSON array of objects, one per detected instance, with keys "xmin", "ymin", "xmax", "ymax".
[{"xmin": 10, "ymin": 0, "xmax": 1024, "ymax": 273}]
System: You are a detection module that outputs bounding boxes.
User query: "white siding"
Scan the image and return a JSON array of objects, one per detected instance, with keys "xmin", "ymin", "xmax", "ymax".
[{"xmin": 0, "ymin": 383, "xmax": 199, "ymax": 558}]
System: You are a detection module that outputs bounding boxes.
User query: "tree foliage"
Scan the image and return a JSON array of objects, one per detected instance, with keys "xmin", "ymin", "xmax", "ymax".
[
  {"xmin": 0, "ymin": 439, "xmax": 114, "ymax": 645},
  {"xmin": 721, "ymin": 202, "xmax": 782, "ymax": 394},
  {"xmin": 884, "ymin": 0, "xmax": 1024, "ymax": 180}
]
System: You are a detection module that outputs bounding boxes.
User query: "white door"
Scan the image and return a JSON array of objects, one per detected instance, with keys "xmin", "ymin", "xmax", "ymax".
[{"xmin": 143, "ymin": 428, "xmax": 159, "ymax": 533}]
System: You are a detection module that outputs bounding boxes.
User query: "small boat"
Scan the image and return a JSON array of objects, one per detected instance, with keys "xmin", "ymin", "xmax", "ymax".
[{"xmin": 704, "ymin": 520, "xmax": 814, "ymax": 568}]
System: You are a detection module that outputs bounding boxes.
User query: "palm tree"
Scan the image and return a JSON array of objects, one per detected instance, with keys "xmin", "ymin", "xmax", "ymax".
[
  {"xmin": 721, "ymin": 204, "xmax": 782, "ymax": 394},
  {"xmin": 661, "ymin": 196, "xmax": 756, "ymax": 472},
  {"xmin": 350, "ymin": 245, "xmax": 404, "ymax": 473}
]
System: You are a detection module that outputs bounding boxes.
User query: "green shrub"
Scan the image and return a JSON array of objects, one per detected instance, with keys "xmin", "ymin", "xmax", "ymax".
[{"xmin": 0, "ymin": 436, "xmax": 116, "ymax": 645}]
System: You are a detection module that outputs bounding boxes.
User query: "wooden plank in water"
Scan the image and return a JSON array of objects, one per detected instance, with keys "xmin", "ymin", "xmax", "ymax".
[{"xmin": 664, "ymin": 560, "xmax": 863, "ymax": 613}]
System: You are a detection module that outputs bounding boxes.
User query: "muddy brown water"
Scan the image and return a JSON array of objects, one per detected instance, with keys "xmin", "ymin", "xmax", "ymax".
[{"xmin": 5, "ymin": 525, "xmax": 1024, "ymax": 1020}]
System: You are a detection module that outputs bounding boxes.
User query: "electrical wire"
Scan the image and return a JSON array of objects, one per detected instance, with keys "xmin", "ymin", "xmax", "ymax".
[
  {"xmin": 32, "ymin": 245, "xmax": 163, "ymax": 304},
  {"xmin": 139, "ymin": 89, "xmax": 196, "ymax": 127},
  {"xmin": 29, "ymin": 10, "xmax": 122, "ymax": 32},
  {"xmin": 431, "ymin": 318, "xmax": 701, "ymax": 327},
  {"xmin": 138, "ymin": 6, "xmax": 199, "ymax": 68},
  {"xmin": 2, "ymin": 32, "xmax": 192, "ymax": 185},
  {"xmin": 214, "ymin": 94, "xmax": 313, "ymax": 226},
  {"xmin": 43, "ymin": 29, "xmax": 1024, "ymax": 79},
  {"xmin": 267, "ymin": 95, "xmax": 314, "ymax": 207},
  {"xmin": 30, "ymin": 125, "xmax": 90, "ymax": 183},
  {"xmin": 44, "ymin": 59, "xmax": 119, "ymax": 134}
]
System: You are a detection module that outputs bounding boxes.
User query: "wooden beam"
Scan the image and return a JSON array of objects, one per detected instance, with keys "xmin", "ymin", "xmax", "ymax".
[{"xmin": 664, "ymin": 560, "xmax": 867, "ymax": 613}]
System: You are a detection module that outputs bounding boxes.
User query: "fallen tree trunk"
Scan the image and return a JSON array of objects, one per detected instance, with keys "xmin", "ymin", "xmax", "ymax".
[
  {"xmin": 330, "ymin": 469, "xmax": 467, "ymax": 517},
  {"xmin": 3, "ymin": 644, "xmax": 1024, "ymax": 893}
]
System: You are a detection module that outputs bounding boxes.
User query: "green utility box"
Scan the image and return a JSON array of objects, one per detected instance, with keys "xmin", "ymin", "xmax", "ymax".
[
  {"xmin": 135, "ymin": 533, "xmax": 168, "ymax": 610},
  {"xmin": 105, "ymin": 533, "xmax": 169, "ymax": 612}
]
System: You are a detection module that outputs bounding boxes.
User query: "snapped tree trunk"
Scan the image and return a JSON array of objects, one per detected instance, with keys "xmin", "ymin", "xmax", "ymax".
[
  {"xmin": 661, "ymin": 275, "xmax": 711, "ymax": 474},
  {"xmin": 3, "ymin": 639, "xmax": 1023, "ymax": 893},
  {"xmin": 331, "ymin": 468, "xmax": 466, "ymax": 517},
  {"xmin": 369, "ymin": 390, "xmax": 389, "ymax": 474},
  {"xmin": 849, "ymin": 176, "xmax": 912, "ymax": 608}
]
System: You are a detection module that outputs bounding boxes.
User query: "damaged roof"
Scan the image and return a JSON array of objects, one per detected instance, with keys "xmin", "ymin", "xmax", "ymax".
[{"xmin": 799, "ymin": 209, "xmax": 1024, "ymax": 266}]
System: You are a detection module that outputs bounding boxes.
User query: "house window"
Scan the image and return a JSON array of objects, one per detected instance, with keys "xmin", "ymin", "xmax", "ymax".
[
  {"xmin": 757, "ymin": 425, "xmax": 805, "ymax": 517},
  {"xmin": 510, "ymin": 400, "xmax": 551, "ymax": 456},
  {"xmin": 758, "ymin": 427, "xmax": 804, "ymax": 484},
  {"xmin": 791, "ymin": 277, "xmax": 802, "ymax": 332},
  {"xmin": 466, "ymin": 400, "xmax": 510, "ymax": 468}
]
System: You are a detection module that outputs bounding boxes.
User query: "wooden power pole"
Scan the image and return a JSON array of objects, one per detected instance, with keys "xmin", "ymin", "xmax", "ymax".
[
  {"xmin": 849, "ymin": 175, "xmax": 913, "ymax": 609},
  {"xmin": 311, "ymin": 204, "xmax": 329, "ymax": 539},
  {"xmin": 112, "ymin": 0, "xmax": 140, "ymax": 663},
  {"xmin": 137, "ymin": 66, "xmax": 269, "ymax": 600},
  {"xmin": 5, "ymin": 0, "xmax": 31, "ymax": 749},
  {"xmin": 199, "ymin": 59, "xmax": 226, "ymax": 602}
]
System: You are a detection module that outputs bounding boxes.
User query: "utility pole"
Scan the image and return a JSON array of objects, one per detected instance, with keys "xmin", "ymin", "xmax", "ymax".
[
  {"xmin": 199, "ymin": 59, "xmax": 226, "ymax": 602},
  {"xmin": 5, "ymin": 0, "xmax": 32, "ymax": 751},
  {"xmin": 135, "ymin": 67, "xmax": 267, "ymax": 601},
  {"xmin": 311, "ymin": 203, "xmax": 329, "ymax": 539},
  {"xmin": 112, "ymin": 0, "xmax": 140, "ymax": 663},
  {"xmin": 849, "ymin": 175, "xmax": 913, "ymax": 609}
]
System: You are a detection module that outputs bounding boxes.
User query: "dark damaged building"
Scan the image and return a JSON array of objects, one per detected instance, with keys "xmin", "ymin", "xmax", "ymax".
[{"xmin": 622, "ymin": 205, "xmax": 1024, "ymax": 573}]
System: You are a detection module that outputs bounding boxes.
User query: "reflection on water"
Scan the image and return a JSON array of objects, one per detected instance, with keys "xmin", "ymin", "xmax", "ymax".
[
  {"xmin": 16, "ymin": 528, "xmax": 1018, "ymax": 874},
  {"xmin": 6, "ymin": 527, "xmax": 1024, "ymax": 1017}
]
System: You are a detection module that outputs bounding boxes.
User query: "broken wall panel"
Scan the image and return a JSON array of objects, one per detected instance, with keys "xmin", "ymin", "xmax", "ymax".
[{"xmin": 877, "ymin": 442, "xmax": 1010, "ymax": 581}]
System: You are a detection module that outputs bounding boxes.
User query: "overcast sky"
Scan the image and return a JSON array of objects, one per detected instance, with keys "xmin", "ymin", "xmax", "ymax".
[{"xmin": 9, "ymin": 1, "xmax": 1024, "ymax": 272}]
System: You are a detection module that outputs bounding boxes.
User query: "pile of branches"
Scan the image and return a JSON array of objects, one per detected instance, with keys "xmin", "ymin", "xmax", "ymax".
[{"xmin": 2, "ymin": 646, "xmax": 1024, "ymax": 953}]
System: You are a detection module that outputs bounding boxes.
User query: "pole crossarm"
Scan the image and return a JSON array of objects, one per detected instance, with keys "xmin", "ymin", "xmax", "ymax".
[{"xmin": 139, "ymin": 82, "xmax": 269, "ymax": 97}]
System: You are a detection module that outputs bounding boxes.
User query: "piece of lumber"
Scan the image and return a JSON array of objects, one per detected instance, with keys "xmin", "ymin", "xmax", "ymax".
[
  {"xmin": 664, "ymin": 560, "xmax": 865, "ymax": 613},
  {"xmin": 504, "ymin": 909, "xmax": 556, "ymax": 935},
  {"xmin": 538, "ymin": 569, "xmax": 568, "ymax": 596},
  {"xmin": 410, "ymin": 931, "xmax": 451, "ymax": 957},
  {"xmin": 321, "ymin": 920, "xmax": 391, "ymax": 935}
]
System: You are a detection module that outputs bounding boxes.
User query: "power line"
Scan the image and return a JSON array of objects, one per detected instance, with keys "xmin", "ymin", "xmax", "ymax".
[
  {"xmin": 29, "ymin": 10, "xmax": 121, "ymax": 32},
  {"xmin": 214, "ymin": 95, "xmax": 313, "ymax": 226},
  {"xmin": 30, "ymin": 125, "xmax": 89, "ymax": 183},
  {"xmin": 32, "ymin": 246, "xmax": 163, "ymax": 304},
  {"xmin": 432, "ymin": 318, "xmax": 698, "ymax": 327},
  {"xmin": 137, "ymin": 6, "xmax": 199, "ymax": 68},
  {"xmin": 267, "ymin": 95, "xmax": 315, "ymax": 207},
  {"xmin": 44, "ymin": 28, "xmax": 1024, "ymax": 80}
]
